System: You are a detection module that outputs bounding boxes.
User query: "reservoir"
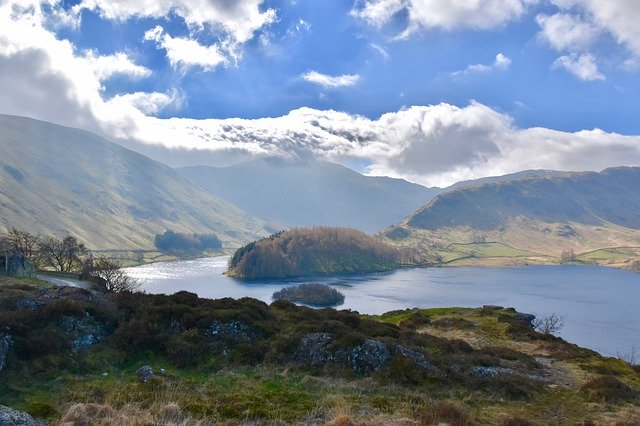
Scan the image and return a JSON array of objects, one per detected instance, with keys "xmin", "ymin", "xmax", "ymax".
[{"xmin": 127, "ymin": 257, "xmax": 640, "ymax": 359}]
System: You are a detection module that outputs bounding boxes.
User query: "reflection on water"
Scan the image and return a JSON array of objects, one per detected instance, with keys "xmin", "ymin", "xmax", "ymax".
[{"xmin": 126, "ymin": 257, "xmax": 640, "ymax": 358}]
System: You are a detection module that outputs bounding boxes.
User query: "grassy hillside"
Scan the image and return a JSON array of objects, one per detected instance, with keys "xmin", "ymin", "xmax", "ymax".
[
  {"xmin": 227, "ymin": 227, "xmax": 418, "ymax": 279},
  {"xmin": 0, "ymin": 115, "xmax": 267, "ymax": 249},
  {"xmin": 386, "ymin": 167, "xmax": 640, "ymax": 270},
  {"xmin": 1, "ymin": 277, "xmax": 639, "ymax": 425},
  {"xmin": 177, "ymin": 158, "xmax": 438, "ymax": 233}
]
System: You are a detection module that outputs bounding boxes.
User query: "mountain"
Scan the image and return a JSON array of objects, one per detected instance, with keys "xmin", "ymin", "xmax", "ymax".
[
  {"xmin": 0, "ymin": 115, "xmax": 267, "ymax": 249},
  {"xmin": 177, "ymin": 158, "xmax": 438, "ymax": 233},
  {"xmin": 407, "ymin": 167, "xmax": 640, "ymax": 230},
  {"xmin": 386, "ymin": 167, "xmax": 640, "ymax": 270},
  {"xmin": 447, "ymin": 169, "xmax": 562, "ymax": 191}
]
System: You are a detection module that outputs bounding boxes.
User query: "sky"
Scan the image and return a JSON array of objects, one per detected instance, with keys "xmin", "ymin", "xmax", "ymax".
[{"xmin": 1, "ymin": 0, "xmax": 640, "ymax": 186}]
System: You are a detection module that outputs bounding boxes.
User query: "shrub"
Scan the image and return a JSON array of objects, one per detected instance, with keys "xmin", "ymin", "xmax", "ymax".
[
  {"xmin": 580, "ymin": 376, "xmax": 637, "ymax": 403},
  {"xmin": 424, "ymin": 400, "xmax": 469, "ymax": 426}
]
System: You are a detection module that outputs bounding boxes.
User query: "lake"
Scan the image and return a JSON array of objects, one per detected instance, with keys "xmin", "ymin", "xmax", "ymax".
[{"xmin": 126, "ymin": 257, "xmax": 640, "ymax": 359}]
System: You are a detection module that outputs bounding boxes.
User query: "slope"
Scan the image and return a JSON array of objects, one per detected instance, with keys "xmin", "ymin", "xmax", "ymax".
[
  {"xmin": 177, "ymin": 158, "xmax": 438, "ymax": 233},
  {"xmin": 0, "ymin": 115, "xmax": 267, "ymax": 249}
]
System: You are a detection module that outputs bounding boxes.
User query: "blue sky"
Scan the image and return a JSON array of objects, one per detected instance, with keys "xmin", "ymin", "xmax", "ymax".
[{"xmin": 1, "ymin": 0, "xmax": 640, "ymax": 186}]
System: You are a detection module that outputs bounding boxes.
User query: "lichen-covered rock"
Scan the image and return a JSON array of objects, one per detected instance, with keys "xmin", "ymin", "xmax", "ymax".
[
  {"xmin": 207, "ymin": 320, "xmax": 259, "ymax": 342},
  {"xmin": 293, "ymin": 333, "xmax": 334, "ymax": 366},
  {"xmin": 137, "ymin": 365, "xmax": 154, "ymax": 383},
  {"xmin": 60, "ymin": 313, "xmax": 111, "ymax": 350},
  {"xmin": 349, "ymin": 339, "xmax": 390, "ymax": 374},
  {"xmin": 396, "ymin": 345, "xmax": 439, "ymax": 372},
  {"xmin": 0, "ymin": 405, "xmax": 45, "ymax": 426},
  {"xmin": 0, "ymin": 334, "xmax": 12, "ymax": 372}
]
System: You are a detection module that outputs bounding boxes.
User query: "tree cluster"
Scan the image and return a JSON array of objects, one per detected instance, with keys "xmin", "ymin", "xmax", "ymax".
[
  {"xmin": 0, "ymin": 228, "xmax": 88, "ymax": 273},
  {"xmin": 1, "ymin": 228, "xmax": 138, "ymax": 292},
  {"xmin": 154, "ymin": 230, "xmax": 222, "ymax": 252},
  {"xmin": 228, "ymin": 227, "xmax": 405, "ymax": 279}
]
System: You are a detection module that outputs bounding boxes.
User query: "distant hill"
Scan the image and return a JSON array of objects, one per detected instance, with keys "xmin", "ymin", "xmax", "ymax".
[
  {"xmin": 227, "ymin": 227, "xmax": 410, "ymax": 279},
  {"xmin": 448, "ymin": 169, "xmax": 562, "ymax": 191},
  {"xmin": 0, "ymin": 115, "xmax": 267, "ymax": 249},
  {"xmin": 407, "ymin": 167, "xmax": 640, "ymax": 230},
  {"xmin": 177, "ymin": 158, "xmax": 438, "ymax": 233},
  {"xmin": 385, "ymin": 167, "xmax": 640, "ymax": 270}
]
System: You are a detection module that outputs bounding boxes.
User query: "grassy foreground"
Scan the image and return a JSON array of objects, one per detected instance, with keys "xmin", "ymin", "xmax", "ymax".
[{"xmin": 0, "ymin": 276, "xmax": 639, "ymax": 425}]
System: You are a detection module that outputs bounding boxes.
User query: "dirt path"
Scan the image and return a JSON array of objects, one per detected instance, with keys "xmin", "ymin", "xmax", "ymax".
[{"xmin": 37, "ymin": 274, "xmax": 92, "ymax": 289}]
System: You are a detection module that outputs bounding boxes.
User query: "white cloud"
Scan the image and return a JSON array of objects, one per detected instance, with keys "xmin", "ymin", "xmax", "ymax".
[
  {"xmin": 108, "ymin": 90, "xmax": 184, "ymax": 115},
  {"xmin": 74, "ymin": 0, "xmax": 276, "ymax": 43},
  {"xmin": 144, "ymin": 26, "xmax": 227, "ymax": 72},
  {"xmin": 370, "ymin": 43, "xmax": 390, "ymax": 60},
  {"xmin": 552, "ymin": 53, "xmax": 604, "ymax": 81},
  {"xmin": 536, "ymin": 13, "xmax": 600, "ymax": 52},
  {"xmin": 84, "ymin": 50, "xmax": 151, "ymax": 81},
  {"xmin": 452, "ymin": 53, "xmax": 511, "ymax": 75},
  {"xmin": 352, "ymin": 0, "xmax": 534, "ymax": 35},
  {"xmin": 302, "ymin": 71, "xmax": 361, "ymax": 88}
]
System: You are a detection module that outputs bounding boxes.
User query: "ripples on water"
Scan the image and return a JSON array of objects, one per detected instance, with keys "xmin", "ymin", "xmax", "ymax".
[{"xmin": 126, "ymin": 257, "xmax": 640, "ymax": 358}]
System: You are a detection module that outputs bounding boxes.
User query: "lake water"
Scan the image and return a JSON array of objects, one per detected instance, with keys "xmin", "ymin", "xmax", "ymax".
[{"xmin": 126, "ymin": 257, "xmax": 640, "ymax": 359}]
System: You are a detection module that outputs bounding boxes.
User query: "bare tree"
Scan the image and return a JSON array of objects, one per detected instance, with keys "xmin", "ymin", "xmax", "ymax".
[
  {"xmin": 89, "ymin": 257, "xmax": 141, "ymax": 293},
  {"xmin": 39, "ymin": 235, "xmax": 89, "ymax": 273},
  {"xmin": 533, "ymin": 313, "xmax": 566, "ymax": 335}
]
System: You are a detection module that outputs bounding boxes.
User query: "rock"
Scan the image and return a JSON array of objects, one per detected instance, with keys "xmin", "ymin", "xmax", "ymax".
[
  {"xmin": 207, "ymin": 320, "xmax": 259, "ymax": 342},
  {"xmin": 293, "ymin": 333, "xmax": 334, "ymax": 367},
  {"xmin": 471, "ymin": 366, "xmax": 515, "ymax": 378},
  {"xmin": 556, "ymin": 224, "xmax": 577, "ymax": 237},
  {"xmin": 349, "ymin": 339, "xmax": 390, "ymax": 374},
  {"xmin": 0, "ymin": 334, "xmax": 12, "ymax": 372},
  {"xmin": 137, "ymin": 365, "xmax": 154, "ymax": 383},
  {"xmin": 59, "ymin": 313, "xmax": 111, "ymax": 350},
  {"xmin": 396, "ymin": 345, "xmax": 439, "ymax": 372},
  {"xmin": 1, "ymin": 251, "xmax": 36, "ymax": 278},
  {"xmin": 0, "ymin": 405, "xmax": 45, "ymax": 426},
  {"xmin": 512, "ymin": 313, "xmax": 536, "ymax": 327}
]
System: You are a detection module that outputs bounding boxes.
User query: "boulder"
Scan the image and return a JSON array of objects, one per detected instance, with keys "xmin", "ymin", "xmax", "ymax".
[
  {"xmin": 348, "ymin": 339, "xmax": 390, "ymax": 374},
  {"xmin": 2, "ymin": 252, "xmax": 36, "ymax": 278},
  {"xmin": 0, "ymin": 334, "xmax": 12, "ymax": 372},
  {"xmin": 207, "ymin": 320, "xmax": 259, "ymax": 342},
  {"xmin": 0, "ymin": 405, "xmax": 45, "ymax": 426},
  {"xmin": 137, "ymin": 365, "xmax": 154, "ymax": 383},
  {"xmin": 293, "ymin": 333, "xmax": 334, "ymax": 367},
  {"xmin": 396, "ymin": 345, "xmax": 439, "ymax": 372}
]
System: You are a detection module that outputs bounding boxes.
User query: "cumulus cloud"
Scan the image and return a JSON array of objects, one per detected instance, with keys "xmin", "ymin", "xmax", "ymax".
[
  {"xmin": 552, "ymin": 53, "xmax": 604, "ymax": 81},
  {"xmin": 302, "ymin": 71, "xmax": 361, "ymax": 88},
  {"xmin": 84, "ymin": 50, "xmax": 151, "ymax": 81},
  {"xmin": 452, "ymin": 53, "xmax": 511, "ymax": 76},
  {"xmin": 536, "ymin": 13, "xmax": 600, "ymax": 52},
  {"xmin": 74, "ymin": 0, "xmax": 276, "ymax": 44},
  {"xmin": 144, "ymin": 26, "xmax": 227, "ymax": 72},
  {"xmin": 352, "ymin": 0, "xmax": 534, "ymax": 35}
]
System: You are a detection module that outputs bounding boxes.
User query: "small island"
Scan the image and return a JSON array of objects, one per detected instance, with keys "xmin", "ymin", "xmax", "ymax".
[
  {"xmin": 227, "ymin": 227, "xmax": 416, "ymax": 279},
  {"xmin": 272, "ymin": 283, "xmax": 345, "ymax": 307}
]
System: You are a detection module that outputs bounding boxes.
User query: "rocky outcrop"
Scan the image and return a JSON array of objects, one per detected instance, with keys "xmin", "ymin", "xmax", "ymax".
[
  {"xmin": 348, "ymin": 339, "xmax": 391, "ymax": 374},
  {"xmin": 0, "ymin": 405, "xmax": 45, "ymax": 426},
  {"xmin": 0, "ymin": 334, "xmax": 12, "ymax": 372},
  {"xmin": 207, "ymin": 320, "xmax": 259, "ymax": 342},
  {"xmin": 293, "ymin": 333, "xmax": 391, "ymax": 374},
  {"xmin": 396, "ymin": 345, "xmax": 439, "ymax": 372},
  {"xmin": 60, "ymin": 313, "xmax": 111, "ymax": 350}
]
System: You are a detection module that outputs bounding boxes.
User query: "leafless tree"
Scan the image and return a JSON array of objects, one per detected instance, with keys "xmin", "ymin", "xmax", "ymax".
[
  {"xmin": 89, "ymin": 257, "xmax": 141, "ymax": 293},
  {"xmin": 39, "ymin": 235, "xmax": 89, "ymax": 272},
  {"xmin": 0, "ymin": 228, "xmax": 42, "ymax": 267},
  {"xmin": 533, "ymin": 312, "xmax": 566, "ymax": 335}
]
